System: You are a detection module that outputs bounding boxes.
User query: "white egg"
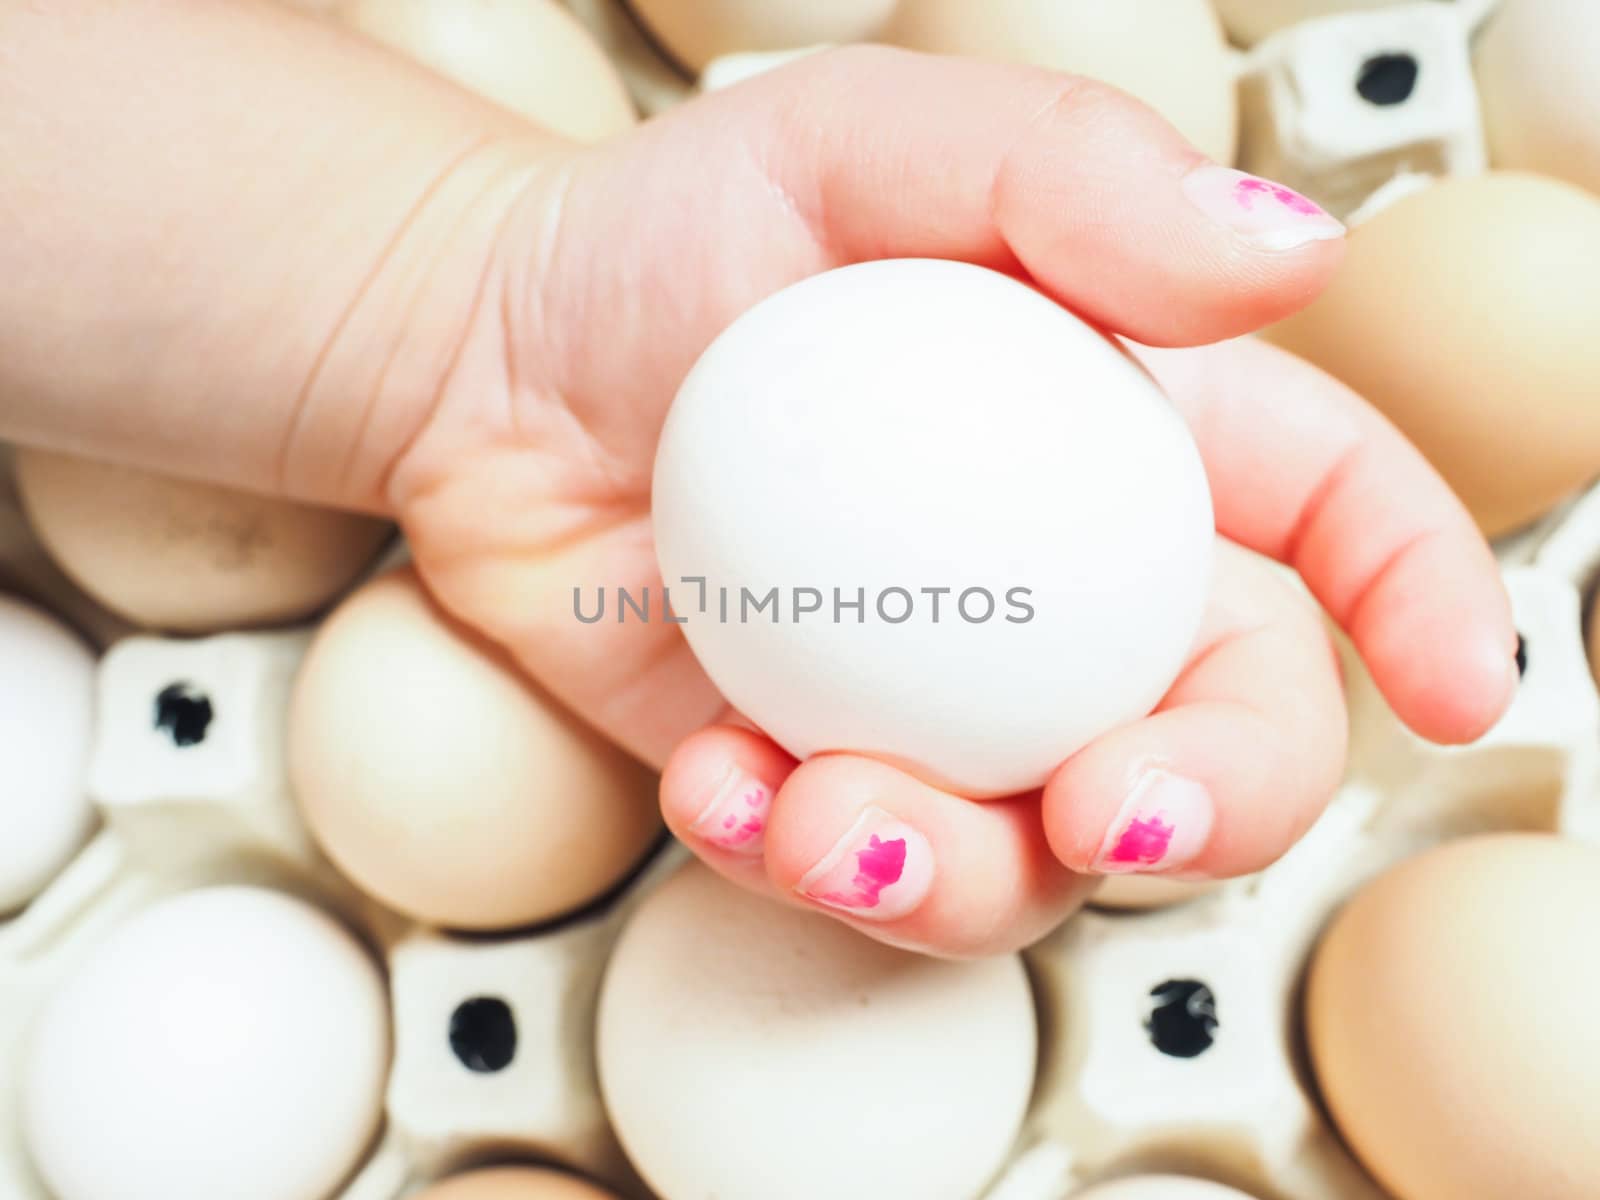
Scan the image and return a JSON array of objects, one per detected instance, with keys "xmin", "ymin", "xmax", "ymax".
[
  {"xmin": 1476, "ymin": 0, "xmax": 1600, "ymax": 197},
  {"xmin": 0, "ymin": 592, "xmax": 95, "ymax": 913},
  {"xmin": 651, "ymin": 259, "xmax": 1213, "ymax": 798},
  {"xmin": 23, "ymin": 887, "xmax": 389, "ymax": 1200},
  {"xmin": 597, "ymin": 863, "xmax": 1037, "ymax": 1200}
]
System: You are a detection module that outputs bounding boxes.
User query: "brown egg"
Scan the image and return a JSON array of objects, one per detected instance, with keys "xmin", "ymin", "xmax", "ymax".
[
  {"xmin": 289, "ymin": 567, "xmax": 660, "ymax": 931},
  {"xmin": 1476, "ymin": 0, "xmax": 1600, "ymax": 198},
  {"xmin": 1212, "ymin": 0, "xmax": 1414, "ymax": 47},
  {"xmin": 885, "ymin": 0, "xmax": 1237, "ymax": 165},
  {"xmin": 1306, "ymin": 834, "xmax": 1600, "ymax": 1200},
  {"xmin": 629, "ymin": 0, "xmax": 898, "ymax": 75},
  {"xmin": 1266, "ymin": 172, "xmax": 1600, "ymax": 536},
  {"xmin": 414, "ymin": 1166, "xmax": 618, "ymax": 1200},
  {"xmin": 13, "ymin": 447, "xmax": 391, "ymax": 634},
  {"xmin": 1092, "ymin": 874, "xmax": 1220, "ymax": 911},
  {"xmin": 1587, "ymin": 595, "xmax": 1600, "ymax": 690},
  {"xmin": 335, "ymin": 0, "xmax": 636, "ymax": 142}
]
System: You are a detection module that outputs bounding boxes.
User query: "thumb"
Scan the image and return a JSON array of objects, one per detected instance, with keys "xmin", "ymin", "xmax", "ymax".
[{"xmin": 562, "ymin": 45, "xmax": 1344, "ymax": 352}]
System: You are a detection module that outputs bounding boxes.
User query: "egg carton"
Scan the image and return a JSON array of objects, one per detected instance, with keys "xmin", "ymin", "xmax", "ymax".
[
  {"xmin": 980, "ymin": 480, "xmax": 1600, "ymax": 1200},
  {"xmin": 3, "ymin": 462, "xmax": 1597, "ymax": 1200},
  {"xmin": 0, "ymin": 613, "xmax": 679, "ymax": 1200}
]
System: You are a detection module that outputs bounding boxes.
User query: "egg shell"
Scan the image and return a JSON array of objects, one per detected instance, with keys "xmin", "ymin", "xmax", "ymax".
[
  {"xmin": 1265, "ymin": 172, "xmax": 1600, "ymax": 537},
  {"xmin": 597, "ymin": 862, "xmax": 1037, "ymax": 1200},
  {"xmin": 12, "ymin": 448, "xmax": 392, "ymax": 634},
  {"xmin": 335, "ymin": 0, "xmax": 636, "ymax": 141},
  {"xmin": 1091, "ymin": 874, "xmax": 1221, "ymax": 911},
  {"xmin": 628, "ymin": 0, "xmax": 897, "ymax": 74},
  {"xmin": 1306, "ymin": 833, "xmax": 1600, "ymax": 1200},
  {"xmin": 1214, "ymin": 0, "xmax": 1421, "ymax": 46},
  {"xmin": 289, "ymin": 567, "xmax": 660, "ymax": 931},
  {"xmin": 652, "ymin": 259, "xmax": 1213, "ymax": 798},
  {"xmin": 1588, "ymin": 593, "xmax": 1600, "ymax": 691},
  {"xmin": 885, "ymin": 0, "xmax": 1237, "ymax": 164},
  {"xmin": 1477, "ymin": 0, "xmax": 1600, "ymax": 197},
  {"xmin": 0, "ymin": 593, "xmax": 96, "ymax": 914},
  {"xmin": 1074, "ymin": 1177, "xmax": 1260, "ymax": 1199},
  {"xmin": 21, "ymin": 886, "xmax": 390, "ymax": 1200},
  {"xmin": 413, "ymin": 1166, "xmax": 618, "ymax": 1199}
]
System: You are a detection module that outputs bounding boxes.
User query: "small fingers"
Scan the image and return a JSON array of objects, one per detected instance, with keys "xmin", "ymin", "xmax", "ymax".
[
  {"xmin": 661, "ymin": 725, "xmax": 1094, "ymax": 956},
  {"xmin": 1044, "ymin": 542, "xmax": 1346, "ymax": 881},
  {"xmin": 1136, "ymin": 336, "xmax": 1516, "ymax": 744}
]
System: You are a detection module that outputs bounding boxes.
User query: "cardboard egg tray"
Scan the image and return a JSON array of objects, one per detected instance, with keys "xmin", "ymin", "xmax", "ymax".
[
  {"xmin": 5, "ymin": 2, "xmax": 1598, "ymax": 1197},
  {"xmin": 3, "ymin": 455, "xmax": 1597, "ymax": 1200}
]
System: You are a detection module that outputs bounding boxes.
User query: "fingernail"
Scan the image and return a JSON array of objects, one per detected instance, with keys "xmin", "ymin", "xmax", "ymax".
[
  {"xmin": 1182, "ymin": 165, "xmax": 1345, "ymax": 252},
  {"xmin": 1092, "ymin": 770, "xmax": 1214, "ymax": 875},
  {"xmin": 795, "ymin": 806, "xmax": 934, "ymax": 922},
  {"xmin": 688, "ymin": 767, "xmax": 772, "ymax": 856}
]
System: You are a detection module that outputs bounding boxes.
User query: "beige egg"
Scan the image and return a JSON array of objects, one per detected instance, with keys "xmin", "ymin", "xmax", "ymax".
[
  {"xmin": 414, "ymin": 1166, "xmax": 618, "ymax": 1199},
  {"xmin": 1477, "ymin": 0, "xmax": 1600, "ymax": 198},
  {"xmin": 1212, "ymin": 0, "xmax": 1418, "ymax": 47},
  {"xmin": 335, "ymin": 0, "xmax": 636, "ymax": 142},
  {"xmin": 598, "ymin": 862, "xmax": 1037, "ymax": 1200},
  {"xmin": 1092, "ymin": 874, "xmax": 1221, "ymax": 911},
  {"xmin": 1588, "ymin": 595, "xmax": 1600, "ymax": 690},
  {"xmin": 630, "ymin": 0, "xmax": 898, "ymax": 75},
  {"xmin": 289, "ymin": 567, "xmax": 659, "ymax": 931},
  {"xmin": 13, "ymin": 447, "xmax": 391, "ymax": 634},
  {"xmin": 1306, "ymin": 834, "xmax": 1600, "ymax": 1200},
  {"xmin": 1266, "ymin": 172, "xmax": 1600, "ymax": 537},
  {"xmin": 885, "ymin": 0, "xmax": 1237, "ymax": 164},
  {"xmin": 1075, "ymin": 1177, "xmax": 1260, "ymax": 1199}
]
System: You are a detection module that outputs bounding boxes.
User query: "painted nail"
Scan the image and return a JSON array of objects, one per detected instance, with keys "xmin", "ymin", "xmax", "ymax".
[
  {"xmin": 688, "ymin": 768, "xmax": 772, "ymax": 856},
  {"xmin": 795, "ymin": 806, "xmax": 934, "ymax": 922},
  {"xmin": 1093, "ymin": 770, "xmax": 1214, "ymax": 875},
  {"xmin": 1182, "ymin": 165, "xmax": 1345, "ymax": 252}
]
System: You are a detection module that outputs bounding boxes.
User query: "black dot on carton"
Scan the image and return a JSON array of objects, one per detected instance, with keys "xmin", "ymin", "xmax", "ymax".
[
  {"xmin": 1515, "ymin": 633, "xmax": 1528, "ymax": 678},
  {"xmin": 1146, "ymin": 978, "xmax": 1218, "ymax": 1059},
  {"xmin": 154, "ymin": 682, "xmax": 214, "ymax": 747},
  {"xmin": 1356, "ymin": 53, "xmax": 1419, "ymax": 106},
  {"xmin": 449, "ymin": 996, "xmax": 518, "ymax": 1073}
]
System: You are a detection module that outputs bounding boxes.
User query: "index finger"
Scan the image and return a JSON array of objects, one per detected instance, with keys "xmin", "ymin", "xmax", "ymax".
[{"xmin": 1134, "ymin": 335, "xmax": 1517, "ymax": 744}]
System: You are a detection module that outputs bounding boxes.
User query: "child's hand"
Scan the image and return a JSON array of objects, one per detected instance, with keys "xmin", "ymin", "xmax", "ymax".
[{"xmin": 0, "ymin": 8, "xmax": 1515, "ymax": 955}]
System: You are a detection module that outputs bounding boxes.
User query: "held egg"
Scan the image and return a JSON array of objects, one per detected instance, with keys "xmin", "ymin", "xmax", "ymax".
[
  {"xmin": 885, "ymin": 0, "xmax": 1238, "ymax": 164},
  {"xmin": 22, "ymin": 887, "xmax": 389, "ymax": 1200},
  {"xmin": 0, "ymin": 593, "xmax": 95, "ymax": 913},
  {"xmin": 651, "ymin": 259, "xmax": 1213, "ymax": 798},
  {"xmin": 1306, "ymin": 834, "xmax": 1600, "ymax": 1200},
  {"xmin": 335, "ymin": 0, "xmax": 636, "ymax": 141},
  {"xmin": 12, "ymin": 448, "xmax": 391, "ymax": 634},
  {"xmin": 413, "ymin": 1167, "xmax": 619, "ymax": 1199},
  {"xmin": 1265, "ymin": 172, "xmax": 1600, "ymax": 537},
  {"xmin": 628, "ymin": 0, "xmax": 897, "ymax": 74},
  {"xmin": 597, "ymin": 863, "xmax": 1037, "ymax": 1200},
  {"xmin": 1477, "ymin": 0, "xmax": 1600, "ymax": 197},
  {"xmin": 289, "ymin": 567, "xmax": 660, "ymax": 931}
]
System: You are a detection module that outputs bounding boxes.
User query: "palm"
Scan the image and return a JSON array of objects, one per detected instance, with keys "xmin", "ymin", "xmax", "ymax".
[{"xmin": 396, "ymin": 113, "xmax": 842, "ymax": 767}]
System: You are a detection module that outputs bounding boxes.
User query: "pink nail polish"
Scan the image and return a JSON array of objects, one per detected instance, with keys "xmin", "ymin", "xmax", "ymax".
[
  {"xmin": 689, "ymin": 769, "xmax": 771, "ymax": 856},
  {"xmin": 795, "ymin": 806, "xmax": 934, "ymax": 922},
  {"xmin": 1093, "ymin": 770, "xmax": 1213, "ymax": 875},
  {"xmin": 1182, "ymin": 165, "xmax": 1345, "ymax": 252}
]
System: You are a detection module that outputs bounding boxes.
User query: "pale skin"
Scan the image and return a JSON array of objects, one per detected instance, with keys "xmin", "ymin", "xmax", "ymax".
[{"xmin": 1, "ymin": 1, "xmax": 1516, "ymax": 955}]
